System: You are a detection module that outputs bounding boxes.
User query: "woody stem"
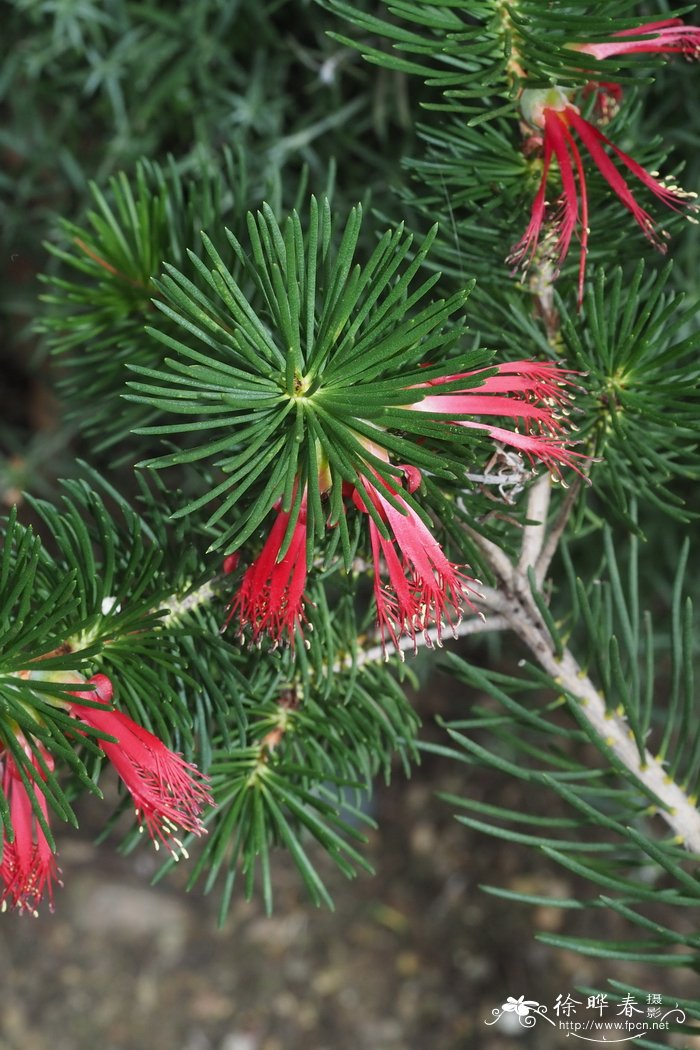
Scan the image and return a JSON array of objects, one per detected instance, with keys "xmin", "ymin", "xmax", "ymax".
[{"xmin": 467, "ymin": 532, "xmax": 700, "ymax": 853}]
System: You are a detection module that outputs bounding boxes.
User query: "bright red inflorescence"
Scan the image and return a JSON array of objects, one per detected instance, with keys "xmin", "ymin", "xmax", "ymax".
[
  {"xmin": 509, "ymin": 93, "xmax": 696, "ymax": 305},
  {"xmin": 68, "ymin": 674, "xmax": 213, "ymax": 858},
  {"xmin": 414, "ymin": 360, "xmax": 589, "ymax": 477},
  {"xmin": 353, "ymin": 471, "xmax": 479, "ymax": 655},
  {"xmin": 224, "ymin": 496, "xmax": 309, "ymax": 648},
  {"xmin": 574, "ymin": 19, "xmax": 700, "ymax": 61},
  {"xmin": 509, "ymin": 18, "xmax": 700, "ymax": 303},
  {"xmin": 0, "ymin": 740, "xmax": 61, "ymax": 915}
]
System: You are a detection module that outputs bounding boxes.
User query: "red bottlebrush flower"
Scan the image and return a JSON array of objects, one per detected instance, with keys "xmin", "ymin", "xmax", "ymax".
[
  {"xmin": 509, "ymin": 87, "xmax": 697, "ymax": 304},
  {"xmin": 224, "ymin": 495, "xmax": 309, "ymax": 648},
  {"xmin": 353, "ymin": 471, "xmax": 478, "ymax": 655},
  {"xmin": 68, "ymin": 674, "xmax": 213, "ymax": 858},
  {"xmin": 414, "ymin": 360, "xmax": 588, "ymax": 478},
  {"xmin": 574, "ymin": 19, "xmax": 700, "ymax": 61},
  {"xmin": 1, "ymin": 740, "xmax": 61, "ymax": 915}
]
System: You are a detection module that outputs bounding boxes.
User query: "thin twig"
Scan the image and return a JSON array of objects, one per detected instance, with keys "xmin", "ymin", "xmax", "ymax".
[
  {"xmin": 358, "ymin": 557, "xmax": 700, "ymax": 850},
  {"xmin": 346, "ymin": 615, "xmax": 509, "ymax": 670}
]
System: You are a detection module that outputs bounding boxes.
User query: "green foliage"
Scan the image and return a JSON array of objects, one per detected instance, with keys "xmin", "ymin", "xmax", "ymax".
[
  {"xmin": 328, "ymin": 0, "xmax": 670, "ymax": 102},
  {"xmin": 171, "ymin": 658, "xmax": 420, "ymax": 918},
  {"xmin": 331, "ymin": 0, "xmax": 700, "ymax": 312},
  {"xmin": 37, "ymin": 153, "xmax": 289, "ymax": 452},
  {"xmin": 0, "ymin": 507, "xmax": 102, "ymax": 845},
  {"xmin": 400, "ymin": 98, "xmax": 693, "ymax": 301},
  {"xmin": 1, "ymin": 472, "xmax": 229, "ymax": 740},
  {"xmin": 124, "ymin": 197, "xmax": 500, "ymax": 555},
  {"xmin": 563, "ymin": 263, "xmax": 700, "ymax": 522},
  {"xmin": 2, "ymin": 0, "xmax": 397, "ymax": 262},
  {"xmin": 463, "ymin": 261, "xmax": 700, "ymax": 525}
]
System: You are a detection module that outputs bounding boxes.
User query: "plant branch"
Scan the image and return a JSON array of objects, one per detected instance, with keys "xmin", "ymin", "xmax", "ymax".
[
  {"xmin": 160, "ymin": 579, "xmax": 220, "ymax": 626},
  {"xmin": 348, "ymin": 614, "xmax": 509, "ymax": 670},
  {"xmin": 443, "ymin": 526, "xmax": 700, "ymax": 852},
  {"xmin": 518, "ymin": 473, "xmax": 551, "ymax": 572}
]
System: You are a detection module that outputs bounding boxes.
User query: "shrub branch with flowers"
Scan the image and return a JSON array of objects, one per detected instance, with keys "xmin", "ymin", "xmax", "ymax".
[{"xmin": 2, "ymin": 0, "xmax": 700, "ymax": 1014}]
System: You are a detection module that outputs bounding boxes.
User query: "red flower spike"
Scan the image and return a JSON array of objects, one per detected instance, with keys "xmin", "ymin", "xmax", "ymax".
[
  {"xmin": 414, "ymin": 360, "xmax": 589, "ymax": 478},
  {"xmin": 0, "ymin": 741, "xmax": 61, "ymax": 916},
  {"xmin": 459, "ymin": 423, "xmax": 586, "ymax": 479},
  {"xmin": 68, "ymin": 674, "xmax": 213, "ymax": 859},
  {"xmin": 575, "ymin": 19, "xmax": 700, "ymax": 61},
  {"xmin": 355, "ymin": 473, "xmax": 479, "ymax": 656},
  {"xmin": 509, "ymin": 88, "xmax": 697, "ymax": 306},
  {"xmin": 224, "ymin": 495, "xmax": 309, "ymax": 649},
  {"xmin": 462, "ymin": 360, "xmax": 578, "ymax": 409}
]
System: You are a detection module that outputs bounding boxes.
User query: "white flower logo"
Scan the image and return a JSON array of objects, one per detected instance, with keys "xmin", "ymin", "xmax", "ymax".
[{"xmin": 502, "ymin": 995, "xmax": 540, "ymax": 1017}]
